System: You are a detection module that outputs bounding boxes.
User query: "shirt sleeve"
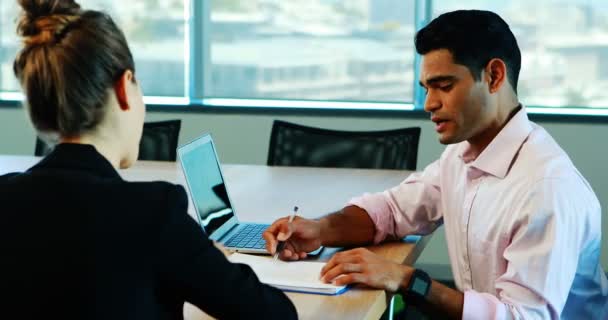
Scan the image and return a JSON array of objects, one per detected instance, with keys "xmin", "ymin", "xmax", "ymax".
[
  {"xmin": 462, "ymin": 176, "xmax": 599, "ymax": 319},
  {"xmin": 348, "ymin": 159, "xmax": 443, "ymax": 243},
  {"xmin": 157, "ymin": 185, "xmax": 297, "ymax": 320}
]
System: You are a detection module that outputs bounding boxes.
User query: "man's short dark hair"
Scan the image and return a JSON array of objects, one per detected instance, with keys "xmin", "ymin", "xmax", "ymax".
[{"xmin": 415, "ymin": 10, "xmax": 521, "ymax": 93}]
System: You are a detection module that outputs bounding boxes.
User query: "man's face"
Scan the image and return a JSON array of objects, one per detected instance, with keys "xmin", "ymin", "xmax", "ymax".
[{"xmin": 419, "ymin": 49, "xmax": 493, "ymax": 145}]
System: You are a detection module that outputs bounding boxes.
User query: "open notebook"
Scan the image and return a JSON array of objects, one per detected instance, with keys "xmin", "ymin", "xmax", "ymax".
[{"xmin": 229, "ymin": 253, "xmax": 348, "ymax": 295}]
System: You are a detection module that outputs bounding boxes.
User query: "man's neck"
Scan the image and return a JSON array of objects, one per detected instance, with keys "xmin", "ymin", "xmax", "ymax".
[{"xmin": 466, "ymin": 104, "xmax": 522, "ymax": 158}]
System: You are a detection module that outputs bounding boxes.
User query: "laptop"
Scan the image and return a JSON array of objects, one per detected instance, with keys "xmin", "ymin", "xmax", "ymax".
[{"xmin": 178, "ymin": 133, "xmax": 269, "ymax": 254}]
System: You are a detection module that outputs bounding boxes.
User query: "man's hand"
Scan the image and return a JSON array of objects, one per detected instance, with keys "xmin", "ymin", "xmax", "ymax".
[
  {"xmin": 320, "ymin": 248, "xmax": 414, "ymax": 292},
  {"xmin": 263, "ymin": 216, "xmax": 322, "ymax": 260}
]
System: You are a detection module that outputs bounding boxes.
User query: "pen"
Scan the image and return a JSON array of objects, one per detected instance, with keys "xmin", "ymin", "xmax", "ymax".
[{"xmin": 273, "ymin": 206, "xmax": 298, "ymax": 261}]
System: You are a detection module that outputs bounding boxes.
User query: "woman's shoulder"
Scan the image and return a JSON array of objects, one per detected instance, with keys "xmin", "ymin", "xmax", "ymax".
[
  {"xmin": 0, "ymin": 172, "xmax": 21, "ymax": 182},
  {"xmin": 121, "ymin": 180, "xmax": 188, "ymax": 204}
]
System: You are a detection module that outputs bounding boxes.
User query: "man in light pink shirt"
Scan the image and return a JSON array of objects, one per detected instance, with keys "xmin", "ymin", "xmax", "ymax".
[{"xmin": 264, "ymin": 10, "xmax": 608, "ymax": 319}]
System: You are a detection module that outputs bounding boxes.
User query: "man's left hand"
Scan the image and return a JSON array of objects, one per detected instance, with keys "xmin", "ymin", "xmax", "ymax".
[{"xmin": 320, "ymin": 248, "xmax": 414, "ymax": 292}]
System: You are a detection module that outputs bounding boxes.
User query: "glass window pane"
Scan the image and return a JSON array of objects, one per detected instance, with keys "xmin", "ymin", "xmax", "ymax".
[
  {"xmin": 0, "ymin": 3, "xmax": 20, "ymax": 92},
  {"xmin": 208, "ymin": 0, "xmax": 416, "ymax": 103},
  {"xmin": 0, "ymin": 0, "xmax": 187, "ymax": 97},
  {"xmin": 433, "ymin": 0, "xmax": 608, "ymax": 108},
  {"xmin": 81, "ymin": 0, "xmax": 187, "ymax": 97}
]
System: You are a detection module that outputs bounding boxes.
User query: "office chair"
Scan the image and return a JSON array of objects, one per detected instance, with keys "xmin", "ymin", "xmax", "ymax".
[
  {"xmin": 137, "ymin": 120, "xmax": 181, "ymax": 161},
  {"xmin": 267, "ymin": 120, "xmax": 421, "ymax": 170},
  {"xmin": 35, "ymin": 119, "xmax": 182, "ymax": 162}
]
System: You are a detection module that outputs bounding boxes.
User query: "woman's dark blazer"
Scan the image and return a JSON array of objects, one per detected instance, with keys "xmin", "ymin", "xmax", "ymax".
[{"xmin": 0, "ymin": 143, "xmax": 297, "ymax": 320}]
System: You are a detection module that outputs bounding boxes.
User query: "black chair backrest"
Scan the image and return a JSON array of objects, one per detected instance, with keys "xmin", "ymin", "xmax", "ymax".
[
  {"xmin": 267, "ymin": 120, "xmax": 420, "ymax": 170},
  {"xmin": 137, "ymin": 120, "xmax": 181, "ymax": 161},
  {"xmin": 35, "ymin": 119, "xmax": 182, "ymax": 162}
]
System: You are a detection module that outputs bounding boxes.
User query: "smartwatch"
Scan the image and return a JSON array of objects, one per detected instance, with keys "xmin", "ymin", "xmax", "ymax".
[{"xmin": 404, "ymin": 269, "xmax": 431, "ymax": 305}]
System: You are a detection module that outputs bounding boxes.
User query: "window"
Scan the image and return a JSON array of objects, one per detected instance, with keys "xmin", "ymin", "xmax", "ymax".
[
  {"xmin": 207, "ymin": 0, "xmax": 416, "ymax": 103},
  {"xmin": 0, "ymin": 3, "xmax": 20, "ymax": 93},
  {"xmin": 0, "ymin": 0, "xmax": 188, "ymax": 97},
  {"xmin": 1, "ymin": 0, "xmax": 608, "ymax": 115},
  {"xmin": 81, "ymin": 0, "xmax": 187, "ymax": 97},
  {"xmin": 434, "ymin": 0, "xmax": 608, "ymax": 110}
]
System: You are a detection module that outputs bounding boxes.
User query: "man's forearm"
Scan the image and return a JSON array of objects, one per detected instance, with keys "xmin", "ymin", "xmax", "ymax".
[
  {"xmin": 401, "ymin": 277, "xmax": 464, "ymax": 319},
  {"xmin": 426, "ymin": 280, "xmax": 464, "ymax": 318},
  {"xmin": 318, "ymin": 205, "xmax": 376, "ymax": 247}
]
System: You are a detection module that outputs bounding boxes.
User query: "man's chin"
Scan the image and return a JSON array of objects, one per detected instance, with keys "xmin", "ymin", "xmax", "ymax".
[{"xmin": 438, "ymin": 133, "xmax": 461, "ymax": 145}]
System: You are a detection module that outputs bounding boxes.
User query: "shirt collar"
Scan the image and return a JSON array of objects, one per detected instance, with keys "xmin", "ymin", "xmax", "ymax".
[
  {"xmin": 458, "ymin": 106, "xmax": 533, "ymax": 179},
  {"xmin": 29, "ymin": 143, "xmax": 122, "ymax": 180}
]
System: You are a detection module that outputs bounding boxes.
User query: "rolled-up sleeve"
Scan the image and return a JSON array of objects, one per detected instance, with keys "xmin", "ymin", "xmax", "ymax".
[
  {"xmin": 348, "ymin": 160, "xmax": 443, "ymax": 243},
  {"xmin": 462, "ymin": 177, "xmax": 598, "ymax": 319}
]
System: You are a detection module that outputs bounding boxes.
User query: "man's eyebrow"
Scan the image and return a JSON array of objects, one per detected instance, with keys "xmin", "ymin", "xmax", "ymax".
[{"xmin": 419, "ymin": 75, "xmax": 457, "ymax": 87}]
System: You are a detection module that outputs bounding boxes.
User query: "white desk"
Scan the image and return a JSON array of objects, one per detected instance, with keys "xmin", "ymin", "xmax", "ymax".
[{"xmin": 0, "ymin": 156, "xmax": 430, "ymax": 320}]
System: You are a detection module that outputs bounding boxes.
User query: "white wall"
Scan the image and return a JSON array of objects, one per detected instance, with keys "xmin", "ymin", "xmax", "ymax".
[{"xmin": 1, "ymin": 107, "xmax": 607, "ymax": 276}]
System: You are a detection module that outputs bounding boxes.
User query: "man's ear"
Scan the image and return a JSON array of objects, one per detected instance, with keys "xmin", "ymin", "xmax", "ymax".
[
  {"xmin": 113, "ymin": 70, "xmax": 135, "ymax": 111},
  {"xmin": 485, "ymin": 59, "xmax": 507, "ymax": 94}
]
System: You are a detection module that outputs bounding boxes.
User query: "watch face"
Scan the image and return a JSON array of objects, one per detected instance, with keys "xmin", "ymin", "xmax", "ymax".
[{"xmin": 412, "ymin": 278, "xmax": 428, "ymax": 294}]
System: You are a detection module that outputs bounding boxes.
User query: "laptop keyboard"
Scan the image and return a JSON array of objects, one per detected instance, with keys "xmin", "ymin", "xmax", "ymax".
[{"xmin": 225, "ymin": 224, "xmax": 268, "ymax": 249}]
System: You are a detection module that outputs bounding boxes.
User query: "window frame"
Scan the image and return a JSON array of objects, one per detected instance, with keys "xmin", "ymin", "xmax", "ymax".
[{"xmin": 2, "ymin": 0, "xmax": 608, "ymax": 117}]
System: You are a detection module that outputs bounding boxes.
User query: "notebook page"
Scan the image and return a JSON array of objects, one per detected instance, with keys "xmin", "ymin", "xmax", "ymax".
[{"xmin": 229, "ymin": 253, "xmax": 345, "ymax": 291}]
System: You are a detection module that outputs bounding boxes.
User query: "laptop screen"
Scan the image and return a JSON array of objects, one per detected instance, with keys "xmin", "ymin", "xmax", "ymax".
[{"xmin": 179, "ymin": 135, "xmax": 235, "ymax": 236}]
